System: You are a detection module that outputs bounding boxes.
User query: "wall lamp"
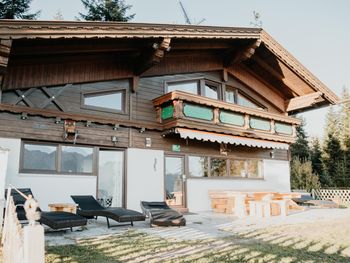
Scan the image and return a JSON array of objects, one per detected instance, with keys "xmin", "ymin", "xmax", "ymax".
[
  {"xmin": 21, "ymin": 112, "xmax": 28, "ymax": 120},
  {"xmin": 111, "ymin": 136, "xmax": 118, "ymax": 145},
  {"xmin": 140, "ymin": 127, "xmax": 146, "ymax": 133},
  {"xmin": 55, "ymin": 117, "xmax": 61, "ymax": 124},
  {"xmin": 113, "ymin": 124, "xmax": 119, "ymax": 130}
]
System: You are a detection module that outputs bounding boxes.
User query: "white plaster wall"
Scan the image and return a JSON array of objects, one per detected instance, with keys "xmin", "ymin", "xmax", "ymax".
[
  {"xmin": 186, "ymin": 159, "xmax": 291, "ymax": 212},
  {"xmin": 126, "ymin": 148, "xmax": 164, "ymax": 212},
  {"xmin": 0, "ymin": 137, "xmax": 97, "ymax": 210}
]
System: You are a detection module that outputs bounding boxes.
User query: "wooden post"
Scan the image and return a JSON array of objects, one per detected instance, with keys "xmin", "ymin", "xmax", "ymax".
[
  {"xmin": 213, "ymin": 108, "xmax": 220, "ymax": 124},
  {"xmin": 270, "ymin": 119, "xmax": 275, "ymax": 134},
  {"xmin": 244, "ymin": 114, "xmax": 250, "ymax": 130},
  {"xmin": 23, "ymin": 225, "xmax": 45, "ymax": 263},
  {"xmin": 173, "ymin": 100, "xmax": 184, "ymax": 119}
]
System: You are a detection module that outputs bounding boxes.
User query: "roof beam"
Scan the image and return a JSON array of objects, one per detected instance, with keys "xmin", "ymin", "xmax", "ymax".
[
  {"xmin": 252, "ymin": 56, "xmax": 303, "ymax": 96},
  {"xmin": 286, "ymin": 92, "xmax": 324, "ymax": 112},
  {"xmin": 224, "ymin": 39, "xmax": 261, "ymax": 68},
  {"xmin": 134, "ymin": 38, "xmax": 171, "ymax": 76},
  {"xmin": 227, "ymin": 64, "xmax": 285, "ymax": 112},
  {"xmin": 0, "ymin": 39, "xmax": 12, "ymax": 89}
]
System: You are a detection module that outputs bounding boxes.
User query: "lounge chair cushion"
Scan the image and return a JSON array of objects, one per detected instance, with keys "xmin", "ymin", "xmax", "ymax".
[
  {"xmin": 71, "ymin": 195, "xmax": 146, "ymax": 225},
  {"xmin": 40, "ymin": 211, "xmax": 87, "ymax": 230}
]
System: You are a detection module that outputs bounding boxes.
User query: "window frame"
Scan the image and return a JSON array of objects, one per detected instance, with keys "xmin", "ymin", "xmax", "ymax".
[
  {"xmin": 186, "ymin": 154, "xmax": 264, "ymax": 180},
  {"xmin": 20, "ymin": 141, "xmax": 97, "ymax": 176},
  {"xmin": 81, "ymin": 87, "xmax": 128, "ymax": 114},
  {"xmin": 164, "ymin": 78, "xmax": 267, "ymax": 111},
  {"xmin": 164, "ymin": 78, "xmax": 222, "ymax": 99}
]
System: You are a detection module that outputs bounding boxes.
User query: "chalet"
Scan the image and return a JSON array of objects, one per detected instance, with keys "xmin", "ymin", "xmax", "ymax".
[{"xmin": 0, "ymin": 20, "xmax": 338, "ymax": 212}]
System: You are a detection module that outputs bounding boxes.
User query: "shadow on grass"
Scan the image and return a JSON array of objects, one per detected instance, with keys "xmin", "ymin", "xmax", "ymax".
[{"xmin": 46, "ymin": 229, "xmax": 350, "ymax": 263}]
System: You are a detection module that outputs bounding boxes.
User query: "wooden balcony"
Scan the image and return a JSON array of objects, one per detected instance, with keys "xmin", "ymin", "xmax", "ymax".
[{"xmin": 152, "ymin": 91, "xmax": 301, "ymax": 144}]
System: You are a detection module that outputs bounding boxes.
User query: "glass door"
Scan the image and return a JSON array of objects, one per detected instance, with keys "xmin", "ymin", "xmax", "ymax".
[
  {"xmin": 98, "ymin": 150, "xmax": 124, "ymax": 207},
  {"xmin": 165, "ymin": 156, "xmax": 186, "ymax": 208}
]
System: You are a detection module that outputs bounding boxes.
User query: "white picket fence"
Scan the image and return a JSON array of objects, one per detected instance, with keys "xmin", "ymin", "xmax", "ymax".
[
  {"xmin": 1, "ymin": 188, "xmax": 45, "ymax": 263},
  {"xmin": 312, "ymin": 189, "xmax": 350, "ymax": 203}
]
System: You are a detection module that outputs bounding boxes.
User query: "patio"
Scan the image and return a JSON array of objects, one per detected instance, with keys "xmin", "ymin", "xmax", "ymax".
[{"xmin": 45, "ymin": 208, "xmax": 350, "ymax": 262}]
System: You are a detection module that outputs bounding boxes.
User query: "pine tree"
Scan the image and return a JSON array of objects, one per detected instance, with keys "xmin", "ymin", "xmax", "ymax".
[
  {"xmin": 79, "ymin": 0, "xmax": 135, "ymax": 21},
  {"xmin": 339, "ymin": 86, "xmax": 350, "ymax": 150},
  {"xmin": 0, "ymin": 0, "xmax": 40, "ymax": 19},
  {"xmin": 290, "ymin": 158, "xmax": 320, "ymax": 191},
  {"xmin": 309, "ymin": 137, "xmax": 324, "ymax": 180},
  {"xmin": 290, "ymin": 117, "xmax": 310, "ymax": 161},
  {"xmin": 322, "ymin": 132, "xmax": 343, "ymax": 187}
]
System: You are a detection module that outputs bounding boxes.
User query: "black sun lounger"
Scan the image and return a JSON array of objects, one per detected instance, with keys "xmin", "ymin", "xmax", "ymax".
[
  {"xmin": 140, "ymin": 201, "xmax": 186, "ymax": 227},
  {"xmin": 71, "ymin": 195, "xmax": 145, "ymax": 228},
  {"xmin": 5, "ymin": 188, "xmax": 87, "ymax": 231}
]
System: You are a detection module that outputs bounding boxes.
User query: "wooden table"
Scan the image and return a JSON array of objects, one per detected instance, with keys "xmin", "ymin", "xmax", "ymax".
[
  {"xmin": 208, "ymin": 190, "xmax": 302, "ymax": 217},
  {"xmin": 48, "ymin": 203, "xmax": 77, "ymax": 214}
]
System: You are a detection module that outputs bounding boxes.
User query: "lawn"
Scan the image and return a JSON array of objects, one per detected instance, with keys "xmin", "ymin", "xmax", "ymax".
[{"xmin": 46, "ymin": 217, "xmax": 350, "ymax": 263}]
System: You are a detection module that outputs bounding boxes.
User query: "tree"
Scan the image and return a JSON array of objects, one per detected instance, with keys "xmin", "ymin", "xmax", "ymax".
[
  {"xmin": 322, "ymin": 132, "xmax": 342, "ymax": 187},
  {"xmin": 79, "ymin": 0, "xmax": 135, "ymax": 21},
  {"xmin": 339, "ymin": 86, "xmax": 350, "ymax": 150},
  {"xmin": 309, "ymin": 137, "xmax": 326, "ymax": 182},
  {"xmin": 0, "ymin": 0, "xmax": 40, "ymax": 19},
  {"xmin": 290, "ymin": 117, "xmax": 310, "ymax": 161},
  {"xmin": 290, "ymin": 158, "xmax": 320, "ymax": 191}
]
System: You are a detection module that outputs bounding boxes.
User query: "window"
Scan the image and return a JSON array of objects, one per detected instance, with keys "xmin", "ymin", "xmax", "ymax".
[
  {"xmin": 210, "ymin": 158, "xmax": 227, "ymax": 177},
  {"xmin": 23, "ymin": 144, "xmax": 57, "ymax": 171},
  {"xmin": 229, "ymin": 159, "xmax": 246, "ymax": 177},
  {"xmin": 167, "ymin": 81, "xmax": 199, "ymax": 95},
  {"xmin": 188, "ymin": 156, "xmax": 208, "ymax": 177},
  {"xmin": 187, "ymin": 155, "xmax": 263, "ymax": 179},
  {"xmin": 21, "ymin": 142, "xmax": 94, "ymax": 175},
  {"xmin": 166, "ymin": 79, "xmax": 221, "ymax": 99},
  {"xmin": 82, "ymin": 89, "xmax": 126, "ymax": 113},
  {"xmin": 225, "ymin": 86, "xmax": 235, "ymax": 104},
  {"xmin": 61, "ymin": 146, "xmax": 93, "ymax": 173},
  {"xmin": 237, "ymin": 92, "xmax": 264, "ymax": 110},
  {"xmin": 204, "ymin": 82, "xmax": 219, "ymax": 100}
]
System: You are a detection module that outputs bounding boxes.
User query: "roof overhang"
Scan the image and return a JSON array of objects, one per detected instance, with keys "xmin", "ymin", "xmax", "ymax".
[
  {"xmin": 0, "ymin": 20, "xmax": 339, "ymax": 111},
  {"xmin": 173, "ymin": 128, "xmax": 289, "ymax": 150}
]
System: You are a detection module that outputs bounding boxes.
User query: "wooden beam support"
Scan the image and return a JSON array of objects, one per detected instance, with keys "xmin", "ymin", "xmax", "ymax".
[
  {"xmin": 286, "ymin": 92, "xmax": 324, "ymax": 112},
  {"xmin": 134, "ymin": 37, "xmax": 171, "ymax": 76},
  {"xmin": 222, "ymin": 68, "xmax": 228, "ymax": 82},
  {"xmin": 0, "ymin": 39, "xmax": 12, "ymax": 89},
  {"xmin": 131, "ymin": 76, "xmax": 139, "ymax": 93},
  {"xmin": 224, "ymin": 39, "xmax": 261, "ymax": 67}
]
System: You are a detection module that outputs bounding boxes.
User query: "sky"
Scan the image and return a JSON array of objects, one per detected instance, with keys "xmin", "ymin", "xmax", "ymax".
[{"xmin": 30, "ymin": 0, "xmax": 350, "ymax": 139}]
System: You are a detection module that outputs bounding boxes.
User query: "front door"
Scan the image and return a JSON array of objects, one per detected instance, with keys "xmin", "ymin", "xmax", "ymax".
[
  {"xmin": 97, "ymin": 150, "xmax": 124, "ymax": 207},
  {"xmin": 165, "ymin": 156, "xmax": 186, "ymax": 208}
]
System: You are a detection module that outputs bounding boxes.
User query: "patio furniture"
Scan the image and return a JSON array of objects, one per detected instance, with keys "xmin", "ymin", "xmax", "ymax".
[
  {"xmin": 140, "ymin": 201, "xmax": 186, "ymax": 227},
  {"xmin": 71, "ymin": 195, "xmax": 146, "ymax": 228},
  {"xmin": 5, "ymin": 188, "xmax": 87, "ymax": 231}
]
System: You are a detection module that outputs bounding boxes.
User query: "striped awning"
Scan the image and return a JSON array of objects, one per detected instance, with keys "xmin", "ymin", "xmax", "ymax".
[{"xmin": 175, "ymin": 128, "xmax": 289, "ymax": 150}]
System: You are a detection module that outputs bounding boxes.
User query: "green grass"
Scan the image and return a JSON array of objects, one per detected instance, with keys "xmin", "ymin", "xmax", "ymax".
[{"xmin": 45, "ymin": 229, "xmax": 350, "ymax": 263}]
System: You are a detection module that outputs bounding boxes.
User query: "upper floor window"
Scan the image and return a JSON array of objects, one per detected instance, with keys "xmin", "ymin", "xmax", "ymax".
[
  {"xmin": 166, "ymin": 79, "xmax": 266, "ymax": 111},
  {"xmin": 166, "ymin": 79, "xmax": 220, "ymax": 100},
  {"xmin": 167, "ymin": 81, "xmax": 199, "ymax": 95},
  {"xmin": 82, "ymin": 89, "xmax": 126, "ymax": 113},
  {"xmin": 21, "ymin": 142, "xmax": 94, "ymax": 175}
]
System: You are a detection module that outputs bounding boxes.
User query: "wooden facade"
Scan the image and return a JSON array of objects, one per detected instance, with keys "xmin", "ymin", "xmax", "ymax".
[{"xmin": 0, "ymin": 20, "xmax": 339, "ymax": 211}]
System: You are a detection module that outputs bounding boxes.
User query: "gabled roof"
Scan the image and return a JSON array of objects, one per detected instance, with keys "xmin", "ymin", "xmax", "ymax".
[{"xmin": 0, "ymin": 20, "xmax": 339, "ymax": 109}]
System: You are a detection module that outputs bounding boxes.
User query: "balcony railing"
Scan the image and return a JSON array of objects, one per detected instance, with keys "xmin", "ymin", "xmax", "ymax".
[{"xmin": 153, "ymin": 91, "xmax": 301, "ymax": 143}]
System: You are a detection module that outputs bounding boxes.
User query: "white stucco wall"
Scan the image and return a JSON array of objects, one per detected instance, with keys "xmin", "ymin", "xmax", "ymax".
[
  {"xmin": 186, "ymin": 159, "xmax": 291, "ymax": 212},
  {"xmin": 126, "ymin": 148, "xmax": 164, "ymax": 212},
  {"xmin": 0, "ymin": 137, "xmax": 97, "ymax": 210}
]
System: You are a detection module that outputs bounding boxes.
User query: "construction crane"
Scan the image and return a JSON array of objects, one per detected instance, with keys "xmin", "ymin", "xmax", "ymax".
[{"xmin": 178, "ymin": 1, "xmax": 206, "ymax": 25}]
